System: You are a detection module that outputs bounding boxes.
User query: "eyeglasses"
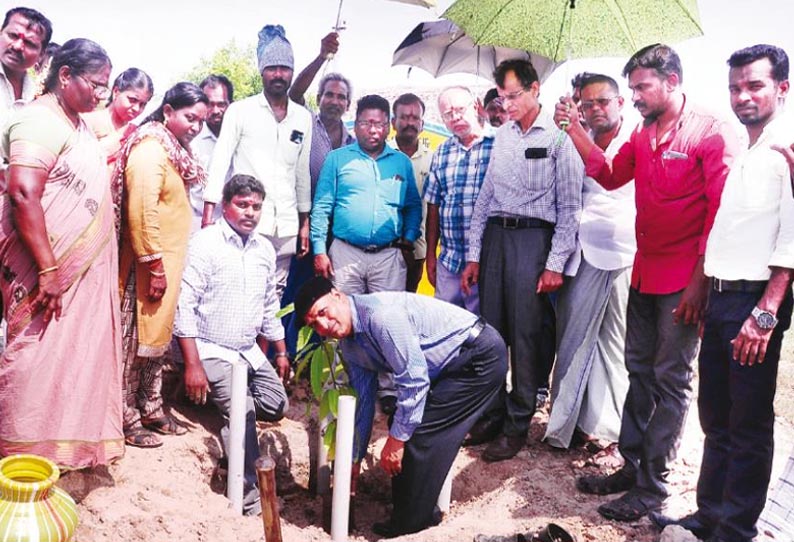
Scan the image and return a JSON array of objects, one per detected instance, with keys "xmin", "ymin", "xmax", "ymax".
[
  {"xmin": 440, "ymin": 105, "xmax": 472, "ymax": 121},
  {"xmin": 581, "ymin": 96, "xmax": 618, "ymax": 111},
  {"xmin": 500, "ymin": 89, "xmax": 526, "ymax": 102},
  {"xmin": 355, "ymin": 120, "xmax": 389, "ymax": 130},
  {"xmin": 77, "ymin": 74, "xmax": 111, "ymax": 100}
]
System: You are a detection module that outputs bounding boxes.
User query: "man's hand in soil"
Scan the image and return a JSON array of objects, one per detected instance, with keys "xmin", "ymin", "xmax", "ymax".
[{"xmin": 379, "ymin": 436, "xmax": 404, "ymax": 476}]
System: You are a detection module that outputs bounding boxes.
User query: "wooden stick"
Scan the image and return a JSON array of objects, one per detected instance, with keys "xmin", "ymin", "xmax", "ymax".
[{"xmin": 255, "ymin": 456, "xmax": 282, "ymax": 542}]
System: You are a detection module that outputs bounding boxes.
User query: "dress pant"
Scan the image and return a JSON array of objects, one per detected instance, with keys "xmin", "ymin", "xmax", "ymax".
[
  {"xmin": 696, "ymin": 289, "xmax": 792, "ymax": 542},
  {"xmin": 390, "ymin": 325, "xmax": 507, "ymax": 534},
  {"xmin": 618, "ymin": 288, "xmax": 700, "ymax": 502},
  {"xmin": 478, "ymin": 223, "xmax": 553, "ymax": 437}
]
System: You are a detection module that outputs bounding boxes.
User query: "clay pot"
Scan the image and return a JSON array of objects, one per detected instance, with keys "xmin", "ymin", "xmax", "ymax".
[{"xmin": 0, "ymin": 454, "xmax": 78, "ymax": 541}]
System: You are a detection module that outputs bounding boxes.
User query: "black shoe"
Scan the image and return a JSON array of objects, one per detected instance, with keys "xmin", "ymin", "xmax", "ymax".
[
  {"xmin": 483, "ymin": 434, "xmax": 525, "ymax": 462},
  {"xmin": 648, "ymin": 511, "xmax": 713, "ymax": 540},
  {"xmin": 463, "ymin": 417, "xmax": 503, "ymax": 447},
  {"xmin": 576, "ymin": 466, "xmax": 635, "ymax": 495},
  {"xmin": 379, "ymin": 396, "xmax": 397, "ymax": 416},
  {"xmin": 372, "ymin": 521, "xmax": 403, "ymax": 538}
]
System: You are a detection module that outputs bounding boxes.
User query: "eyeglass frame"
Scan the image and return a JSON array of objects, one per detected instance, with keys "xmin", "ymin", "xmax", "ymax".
[
  {"xmin": 354, "ymin": 119, "xmax": 390, "ymax": 130},
  {"xmin": 580, "ymin": 96, "xmax": 619, "ymax": 111},
  {"xmin": 76, "ymin": 73, "xmax": 111, "ymax": 100}
]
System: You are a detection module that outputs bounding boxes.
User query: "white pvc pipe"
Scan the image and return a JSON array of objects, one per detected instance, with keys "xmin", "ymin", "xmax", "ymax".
[
  {"xmin": 331, "ymin": 395, "xmax": 356, "ymax": 541},
  {"xmin": 227, "ymin": 359, "xmax": 248, "ymax": 514},
  {"xmin": 437, "ymin": 469, "xmax": 453, "ymax": 514}
]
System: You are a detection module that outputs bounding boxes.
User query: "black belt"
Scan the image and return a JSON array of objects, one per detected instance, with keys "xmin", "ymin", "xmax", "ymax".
[
  {"xmin": 463, "ymin": 317, "xmax": 486, "ymax": 347},
  {"xmin": 711, "ymin": 278, "xmax": 768, "ymax": 293},
  {"xmin": 487, "ymin": 216, "xmax": 554, "ymax": 230},
  {"xmin": 337, "ymin": 238, "xmax": 401, "ymax": 254}
]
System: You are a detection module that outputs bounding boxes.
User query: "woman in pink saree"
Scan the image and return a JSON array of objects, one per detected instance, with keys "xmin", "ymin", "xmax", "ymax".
[{"xmin": 0, "ymin": 39, "xmax": 124, "ymax": 469}]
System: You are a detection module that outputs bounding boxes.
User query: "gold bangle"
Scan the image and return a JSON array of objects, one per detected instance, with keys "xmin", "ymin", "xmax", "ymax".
[
  {"xmin": 38, "ymin": 265, "xmax": 59, "ymax": 276},
  {"xmin": 149, "ymin": 270, "xmax": 166, "ymax": 277}
]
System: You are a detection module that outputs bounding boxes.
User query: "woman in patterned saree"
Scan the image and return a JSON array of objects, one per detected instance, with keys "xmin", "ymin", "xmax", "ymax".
[
  {"xmin": 0, "ymin": 38, "xmax": 124, "ymax": 469},
  {"xmin": 114, "ymin": 83, "xmax": 208, "ymax": 448}
]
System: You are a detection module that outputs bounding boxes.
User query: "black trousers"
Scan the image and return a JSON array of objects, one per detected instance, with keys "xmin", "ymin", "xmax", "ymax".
[
  {"xmin": 390, "ymin": 324, "xmax": 507, "ymax": 534},
  {"xmin": 696, "ymin": 288, "xmax": 793, "ymax": 542},
  {"xmin": 478, "ymin": 224, "xmax": 553, "ymax": 436}
]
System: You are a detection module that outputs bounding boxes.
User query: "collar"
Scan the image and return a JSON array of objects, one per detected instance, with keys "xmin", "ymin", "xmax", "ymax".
[
  {"xmin": 352, "ymin": 140, "xmax": 396, "ymax": 160},
  {"xmin": 257, "ymin": 92, "xmax": 295, "ymax": 120},
  {"xmin": 314, "ymin": 113, "xmax": 354, "ymax": 143},
  {"xmin": 0, "ymin": 66, "xmax": 35, "ymax": 101},
  {"xmin": 388, "ymin": 137, "xmax": 430, "ymax": 159},
  {"xmin": 750, "ymin": 110, "xmax": 788, "ymax": 150},
  {"xmin": 451, "ymin": 131, "xmax": 491, "ymax": 151},
  {"xmin": 348, "ymin": 296, "xmax": 363, "ymax": 336},
  {"xmin": 219, "ymin": 217, "xmax": 260, "ymax": 248},
  {"xmin": 197, "ymin": 124, "xmax": 219, "ymax": 143},
  {"xmin": 510, "ymin": 105, "xmax": 555, "ymax": 135}
]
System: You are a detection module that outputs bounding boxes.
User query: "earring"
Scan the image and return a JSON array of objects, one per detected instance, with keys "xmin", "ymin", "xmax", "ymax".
[{"xmin": 163, "ymin": 118, "xmax": 168, "ymax": 127}]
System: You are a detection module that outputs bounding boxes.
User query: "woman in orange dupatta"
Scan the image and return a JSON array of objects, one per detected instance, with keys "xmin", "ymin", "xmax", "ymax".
[
  {"xmin": 0, "ymin": 39, "xmax": 124, "ymax": 469},
  {"xmin": 113, "ymin": 83, "xmax": 208, "ymax": 448}
]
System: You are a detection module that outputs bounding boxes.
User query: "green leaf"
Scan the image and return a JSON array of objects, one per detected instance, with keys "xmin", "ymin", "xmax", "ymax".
[
  {"xmin": 323, "ymin": 421, "xmax": 337, "ymax": 460},
  {"xmin": 297, "ymin": 325, "xmax": 315, "ymax": 354},
  {"xmin": 319, "ymin": 390, "xmax": 331, "ymax": 420},
  {"xmin": 294, "ymin": 356, "xmax": 310, "ymax": 381},
  {"xmin": 310, "ymin": 347, "xmax": 326, "ymax": 399},
  {"xmin": 327, "ymin": 388, "xmax": 340, "ymax": 417},
  {"xmin": 276, "ymin": 303, "xmax": 294, "ymax": 318}
]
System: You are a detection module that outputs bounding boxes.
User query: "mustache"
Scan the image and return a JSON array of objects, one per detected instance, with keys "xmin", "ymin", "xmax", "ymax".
[{"xmin": 269, "ymin": 78, "xmax": 288, "ymax": 86}]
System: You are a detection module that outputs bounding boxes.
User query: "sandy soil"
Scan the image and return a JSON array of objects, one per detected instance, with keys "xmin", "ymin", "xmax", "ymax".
[{"xmin": 62, "ymin": 372, "xmax": 794, "ymax": 542}]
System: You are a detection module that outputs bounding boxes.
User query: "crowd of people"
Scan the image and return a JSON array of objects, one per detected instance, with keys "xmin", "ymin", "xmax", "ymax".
[{"xmin": 1, "ymin": 5, "xmax": 794, "ymax": 542}]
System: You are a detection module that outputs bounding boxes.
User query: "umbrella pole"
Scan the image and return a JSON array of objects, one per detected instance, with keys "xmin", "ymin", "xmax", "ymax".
[
  {"xmin": 556, "ymin": 0, "xmax": 575, "ymax": 146},
  {"xmin": 322, "ymin": 0, "xmax": 345, "ymax": 77}
]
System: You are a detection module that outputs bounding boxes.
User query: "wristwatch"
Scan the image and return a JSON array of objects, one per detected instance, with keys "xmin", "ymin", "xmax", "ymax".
[{"xmin": 751, "ymin": 307, "xmax": 778, "ymax": 330}]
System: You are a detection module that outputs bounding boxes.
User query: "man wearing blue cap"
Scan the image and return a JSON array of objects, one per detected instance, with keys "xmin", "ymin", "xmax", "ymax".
[{"xmin": 202, "ymin": 24, "xmax": 312, "ymax": 298}]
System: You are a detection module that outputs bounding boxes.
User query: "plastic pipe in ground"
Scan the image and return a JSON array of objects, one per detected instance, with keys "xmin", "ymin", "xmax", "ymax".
[
  {"xmin": 227, "ymin": 359, "xmax": 247, "ymax": 514},
  {"xmin": 331, "ymin": 395, "xmax": 356, "ymax": 541}
]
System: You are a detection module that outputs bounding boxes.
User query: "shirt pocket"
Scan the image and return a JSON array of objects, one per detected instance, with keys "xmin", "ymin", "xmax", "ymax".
[
  {"xmin": 379, "ymin": 175, "xmax": 407, "ymax": 208},
  {"xmin": 656, "ymin": 150, "xmax": 700, "ymax": 199}
]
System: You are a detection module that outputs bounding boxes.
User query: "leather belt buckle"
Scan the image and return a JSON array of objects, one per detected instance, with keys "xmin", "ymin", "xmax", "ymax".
[{"xmin": 502, "ymin": 217, "xmax": 520, "ymax": 229}]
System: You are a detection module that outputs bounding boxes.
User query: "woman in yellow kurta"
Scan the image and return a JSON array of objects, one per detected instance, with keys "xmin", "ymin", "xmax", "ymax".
[{"xmin": 113, "ymin": 82, "xmax": 208, "ymax": 447}]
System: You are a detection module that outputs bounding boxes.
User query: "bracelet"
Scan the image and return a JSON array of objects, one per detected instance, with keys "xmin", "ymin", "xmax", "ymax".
[
  {"xmin": 274, "ymin": 352, "xmax": 289, "ymax": 359},
  {"xmin": 38, "ymin": 265, "xmax": 59, "ymax": 276},
  {"xmin": 149, "ymin": 270, "xmax": 166, "ymax": 277}
]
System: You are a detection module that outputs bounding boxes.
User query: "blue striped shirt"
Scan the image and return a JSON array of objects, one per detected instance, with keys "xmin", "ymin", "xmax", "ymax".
[
  {"xmin": 423, "ymin": 134, "xmax": 494, "ymax": 274},
  {"xmin": 310, "ymin": 142, "xmax": 423, "ymax": 254},
  {"xmin": 467, "ymin": 107, "xmax": 584, "ymax": 272},
  {"xmin": 339, "ymin": 292, "xmax": 477, "ymax": 461}
]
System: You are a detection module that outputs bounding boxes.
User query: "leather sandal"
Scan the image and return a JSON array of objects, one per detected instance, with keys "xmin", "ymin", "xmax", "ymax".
[
  {"xmin": 124, "ymin": 426, "xmax": 162, "ymax": 448},
  {"xmin": 141, "ymin": 413, "xmax": 188, "ymax": 436},
  {"xmin": 576, "ymin": 466, "xmax": 635, "ymax": 495}
]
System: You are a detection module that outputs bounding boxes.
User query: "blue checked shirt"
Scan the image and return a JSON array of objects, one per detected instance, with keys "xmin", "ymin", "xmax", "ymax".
[
  {"xmin": 467, "ymin": 107, "xmax": 584, "ymax": 272},
  {"xmin": 174, "ymin": 219, "xmax": 284, "ymax": 370},
  {"xmin": 423, "ymin": 134, "xmax": 494, "ymax": 274},
  {"xmin": 310, "ymin": 142, "xmax": 423, "ymax": 254},
  {"xmin": 309, "ymin": 112, "xmax": 355, "ymax": 199},
  {"xmin": 340, "ymin": 292, "xmax": 478, "ymax": 461}
]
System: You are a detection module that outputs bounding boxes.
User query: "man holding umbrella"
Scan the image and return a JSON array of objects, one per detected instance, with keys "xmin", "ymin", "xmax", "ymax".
[{"xmin": 554, "ymin": 44, "xmax": 740, "ymax": 521}]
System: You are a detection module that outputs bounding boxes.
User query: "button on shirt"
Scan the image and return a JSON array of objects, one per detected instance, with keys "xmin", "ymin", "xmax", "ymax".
[
  {"xmin": 467, "ymin": 107, "xmax": 584, "ymax": 272},
  {"xmin": 585, "ymin": 97, "xmax": 739, "ymax": 294},
  {"xmin": 203, "ymin": 94, "xmax": 312, "ymax": 238},
  {"xmin": 309, "ymin": 112, "xmax": 355, "ymax": 199},
  {"xmin": 424, "ymin": 134, "xmax": 494, "ymax": 274},
  {"xmin": 340, "ymin": 292, "xmax": 478, "ymax": 461},
  {"xmin": 190, "ymin": 124, "xmax": 229, "ymax": 222},
  {"xmin": 389, "ymin": 139, "xmax": 432, "ymax": 259},
  {"xmin": 569, "ymin": 122, "xmax": 636, "ymax": 274},
  {"xmin": 174, "ymin": 219, "xmax": 285, "ymax": 370},
  {"xmin": 310, "ymin": 142, "xmax": 422, "ymax": 254},
  {"xmin": 705, "ymin": 115, "xmax": 794, "ymax": 280}
]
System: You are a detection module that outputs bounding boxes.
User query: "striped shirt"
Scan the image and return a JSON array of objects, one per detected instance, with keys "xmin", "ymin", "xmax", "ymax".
[
  {"xmin": 174, "ymin": 219, "xmax": 284, "ymax": 370},
  {"xmin": 423, "ymin": 134, "xmax": 494, "ymax": 274},
  {"xmin": 340, "ymin": 292, "xmax": 477, "ymax": 461},
  {"xmin": 467, "ymin": 107, "xmax": 584, "ymax": 272},
  {"xmin": 309, "ymin": 112, "xmax": 355, "ymax": 199}
]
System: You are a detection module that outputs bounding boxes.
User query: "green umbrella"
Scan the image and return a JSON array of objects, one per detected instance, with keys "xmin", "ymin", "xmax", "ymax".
[{"xmin": 443, "ymin": 0, "xmax": 704, "ymax": 62}]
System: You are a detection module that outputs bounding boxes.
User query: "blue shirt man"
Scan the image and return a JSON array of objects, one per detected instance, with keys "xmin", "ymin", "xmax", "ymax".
[
  {"xmin": 295, "ymin": 277, "xmax": 507, "ymax": 538},
  {"xmin": 310, "ymin": 94, "xmax": 422, "ymax": 296}
]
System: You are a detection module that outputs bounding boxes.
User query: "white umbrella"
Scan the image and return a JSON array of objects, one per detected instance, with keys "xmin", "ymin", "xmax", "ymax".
[{"xmin": 393, "ymin": 20, "xmax": 562, "ymax": 82}]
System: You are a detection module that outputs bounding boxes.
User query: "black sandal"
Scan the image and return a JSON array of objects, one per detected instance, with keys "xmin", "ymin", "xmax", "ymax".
[{"xmin": 576, "ymin": 467, "xmax": 635, "ymax": 495}]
